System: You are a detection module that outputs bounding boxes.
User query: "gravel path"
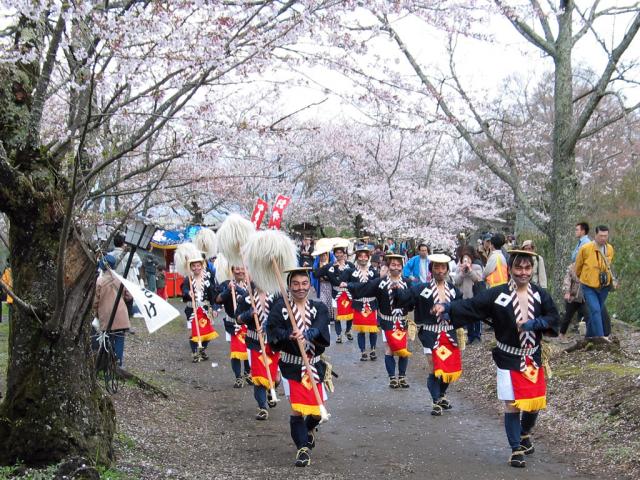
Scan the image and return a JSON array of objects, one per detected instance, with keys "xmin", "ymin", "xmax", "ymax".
[{"xmin": 113, "ymin": 311, "xmax": 590, "ymax": 480}]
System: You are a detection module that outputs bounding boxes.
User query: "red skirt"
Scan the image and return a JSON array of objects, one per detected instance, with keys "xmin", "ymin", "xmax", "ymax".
[
  {"xmin": 335, "ymin": 291, "xmax": 353, "ymax": 321},
  {"xmin": 432, "ymin": 331, "xmax": 462, "ymax": 383},
  {"xmin": 289, "ymin": 375, "xmax": 326, "ymax": 416},
  {"xmin": 250, "ymin": 346, "xmax": 280, "ymax": 389},
  {"xmin": 190, "ymin": 307, "xmax": 218, "ymax": 343},
  {"xmin": 229, "ymin": 324, "xmax": 248, "ymax": 361},
  {"xmin": 510, "ymin": 358, "xmax": 547, "ymax": 412},
  {"xmin": 352, "ymin": 304, "xmax": 378, "ymax": 333},
  {"xmin": 384, "ymin": 324, "xmax": 411, "ymax": 357}
]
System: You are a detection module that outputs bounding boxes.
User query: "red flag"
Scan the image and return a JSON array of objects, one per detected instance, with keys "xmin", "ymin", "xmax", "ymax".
[
  {"xmin": 251, "ymin": 198, "xmax": 269, "ymax": 229},
  {"xmin": 267, "ymin": 194, "xmax": 291, "ymax": 230}
]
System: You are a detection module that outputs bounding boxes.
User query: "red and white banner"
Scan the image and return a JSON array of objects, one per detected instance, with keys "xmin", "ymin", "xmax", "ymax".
[
  {"xmin": 267, "ymin": 194, "xmax": 291, "ymax": 230},
  {"xmin": 251, "ymin": 198, "xmax": 269, "ymax": 229}
]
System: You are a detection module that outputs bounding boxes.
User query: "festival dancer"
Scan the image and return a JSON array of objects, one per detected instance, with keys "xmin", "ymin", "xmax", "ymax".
[
  {"xmin": 340, "ymin": 245, "xmax": 379, "ymax": 361},
  {"xmin": 216, "ymin": 266, "xmax": 251, "ymax": 387},
  {"xmin": 411, "ymin": 253, "xmax": 462, "ymax": 415},
  {"xmin": 236, "ymin": 283, "xmax": 281, "ymax": 421},
  {"xmin": 265, "ymin": 267, "xmax": 331, "ymax": 467},
  {"xmin": 176, "ymin": 243, "xmax": 219, "ymax": 363},
  {"xmin": 432, "ymin": 250, "xmax": 559, "ymax": 468},
  {"xmin": 316, "ymin": 242, "xmax": 354, "ymax": 343},
  {"xmin": 344, "ymin": 254, "xmax": 414, "ymax": 388}
]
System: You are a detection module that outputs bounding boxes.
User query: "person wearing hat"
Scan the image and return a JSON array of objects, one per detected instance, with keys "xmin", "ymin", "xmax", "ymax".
[
  {"xmin": 312, "ymin": 246, "xmax": 335, "ymax": 323},
  {"xmin": 521, "ymin": 240, "xmax": 547, "ymax": 289},
  {"xmin": 265, "ymin": 267, "xmax": 331, "ymax": 467},
  {"xmin": 216, "ymin": 266, "xmax": 251, "ymax": 388},
  {"xmin": 235, "ymin": 280, "xmax": 282, "ymax": 420},
  {"xmin": 93, "ymin": 254, "xmax": 133, "ymax": 367},
  {"xmin": 316, "ymin": 242, "xmax": 355, "ymax": 343},
  {"xmin": 177, "ymin": 244, "xmax": 219, "ymax": 363},
  {"xmin": 344, "ymin": 254, "xmax": 415, "ymax": 388},
  {"xmin": 432, "ymin": 249, "xmax": 560, "ymax": 468},
  {"xmin": 339, "ymin": 245, "xmax": 380, "ymax": 361},
  {"xmin": 410, "ymin": 253, "xmax": 463, "ymax": 416}
]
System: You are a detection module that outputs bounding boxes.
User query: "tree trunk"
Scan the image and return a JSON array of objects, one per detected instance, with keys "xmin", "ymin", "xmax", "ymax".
[
  {"xmin": 0, "ymin": 161, "xmax": 115, "ymax": 465},
  {"xmin": 548, "ymin": 3, "xmax": 577, "ymax": 302}
]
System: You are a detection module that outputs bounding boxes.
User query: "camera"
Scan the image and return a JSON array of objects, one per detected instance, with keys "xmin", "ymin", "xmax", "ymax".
[{"xmin": 599, "ymin": 271, "xmax": 608, "ymax": 287}]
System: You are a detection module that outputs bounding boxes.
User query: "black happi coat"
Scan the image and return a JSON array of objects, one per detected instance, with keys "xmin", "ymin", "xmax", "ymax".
[
  {"xmin": 448, "ymin": 283, "xmax": 559, "ymax": 371},
  {"xmin": 345, "ymin": 276, "xmax": 414, "ymax": 331},
  {"xmin": 265, "ymin": 297, "xmax": 331, "ymax": 382},
  {"xmin": 181, "ymin": 270, "xmax": 217, "ymax": 319},
  {"xmin": 315, "ymin": 261, "xmax": 355, "ymax": 299},
  {"xmin": 235, "ymin": 284, "xmax": 280, "ymax": 351},
  {"xmin": 215, "ymin": 280, "xmax": 246, "ymax": 335},
  {"xmin": 340, "ymin": 265, "xmax": 379, "ymax": 311},
  {"xmin": 411, "ymin": 280, "xmax": 462, "ymax": 350}
]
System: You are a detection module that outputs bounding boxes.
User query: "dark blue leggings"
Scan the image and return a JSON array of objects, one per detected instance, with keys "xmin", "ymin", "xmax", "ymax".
[{"xmin": 357, "ymin": 332, "xmax": 378, "ymax": 352}]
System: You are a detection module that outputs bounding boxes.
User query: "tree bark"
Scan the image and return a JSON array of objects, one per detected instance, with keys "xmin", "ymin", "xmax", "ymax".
[
  {"xmin": 548, "ymin": 3, "xmax": 577, "ymax": 301},
  {"xmin": 0, "ymin": 148, "xmax": 115, "ymax": 465}
]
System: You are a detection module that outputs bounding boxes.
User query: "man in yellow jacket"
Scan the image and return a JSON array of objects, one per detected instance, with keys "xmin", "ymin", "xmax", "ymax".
[
  {"xmin": 575, "ymin": 225, "xmax": 615, "ymax": 339},
  {"xmin": 1, "ymin": 265, "xmax": 13, "ymax": 323}
]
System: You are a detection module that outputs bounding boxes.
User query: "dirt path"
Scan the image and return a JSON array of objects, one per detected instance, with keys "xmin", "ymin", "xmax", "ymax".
[{"xmin": 113, "ymin": 311, "xmax": 591, "ymax": 480}]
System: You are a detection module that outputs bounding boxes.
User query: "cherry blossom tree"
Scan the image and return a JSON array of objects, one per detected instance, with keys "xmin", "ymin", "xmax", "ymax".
[{"xmin": 0, "ymin": 0, "xmax": 341, "ymax": 466}]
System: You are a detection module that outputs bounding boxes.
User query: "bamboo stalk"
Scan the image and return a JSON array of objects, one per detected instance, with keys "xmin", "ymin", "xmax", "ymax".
[{"xmin": 271, "ymin": 259, "xmax": 329, "ymax": 422}]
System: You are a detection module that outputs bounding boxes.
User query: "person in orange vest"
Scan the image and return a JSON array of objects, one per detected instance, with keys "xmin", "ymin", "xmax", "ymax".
[
  {"xmin": 484, "ymin": 233, "xmax": 508, "ymax": 288},
  {"xmin": 1, "ymin": 264, "xmax": 13, "ymax": 323}
]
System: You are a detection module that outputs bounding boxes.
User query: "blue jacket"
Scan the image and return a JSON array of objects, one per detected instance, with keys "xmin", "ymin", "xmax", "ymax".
[{"xmin": 403, "ymin": 255, "xmax": 430, "ymax": 282}]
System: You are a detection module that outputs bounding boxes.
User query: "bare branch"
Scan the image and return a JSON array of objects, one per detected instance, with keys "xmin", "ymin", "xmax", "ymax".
[
  {"xmin": 530, "ymin": 0, "xmax": 555, "ymax": 45},
  {"xmin": 270, "ymin": 98, "xmax": 328, "ymax": 130},
  {"xmin": 579, "ymin": 100, "xmax": 640, "ymax": 139},
  {"xmin": 569, "ymin": 11, "xmax": 640, "ymax": 151},
  {"xmin": 0, "ymin": 277, "xmax": 43, "ymax": 324},
  {"xmin": 495, "ymin": 0, "xmax": 556, "ymax": 57},
  {"xmin": 27, "ymin": 5, "xmax": 68, "ymax": 146},
  {"xmin": 380, "ymin": 17, "xmax": 549, "ymax": 232}
]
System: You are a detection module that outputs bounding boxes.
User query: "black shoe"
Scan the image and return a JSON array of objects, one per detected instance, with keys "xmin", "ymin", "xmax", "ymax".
[
  {"xmin": 437, "ymin": 397, "xmax": 452, "ymax": 410},
  {"xmin": 389, "ymin": 377, "xmax": 399, "ymax": 389},
  {"xmin": 360, "ymin": 352, "xmax": 368, "ymax": 361},
  {"xmin": 199, "ymin": 350, "xmax": 209, "ymax": 360},
  {"xmin": 335, "ymin": 335, "xmax": 343, "ymax": 344},
  {"xmin": 398, "ymin": 376, "xmax": 410, "ymax": 388},
  {"xmin": 346, "ymin": 331, "xmax": 353, "ymax": 341},
  {"xmin": 295, "ymin": 447, "xmax": 311, "ymax": 467},
  {"xmin": 369, "ymin": 350, "xmax": 377, "ymax": 361},
  {"xmin": 431, "ymin": 403, "xmax": 443, "ymax": 416},
  {"xmin": 233, "ymin": 377, "xmax": 244, "ymax": 388},
  {"xmin": 255, "ymin": 408, "xmax": 268, "ymax": 421},
  {"xmin": 520, "ymin": 435, "xmax": 535, "ymax": 455},
  {"xmin": 306, "ymin": 430, "xmax": 316, "ymax": 449},
  {"xmin": 509, "ymin": 450, "xmax": 526, "ymax": 468},
  {"xmin": 192, "ymin": 352, "xmax": 201, "ymax": 363},
  {"xmin": 244, "ymin": 373, "xmax": 253, "ymax": 385}
]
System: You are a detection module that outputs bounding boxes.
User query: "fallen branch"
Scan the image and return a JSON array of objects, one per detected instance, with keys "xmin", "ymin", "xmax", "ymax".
[{"xmin": 115, "ymin": 366, "xmax": 169, "ymax": 399}]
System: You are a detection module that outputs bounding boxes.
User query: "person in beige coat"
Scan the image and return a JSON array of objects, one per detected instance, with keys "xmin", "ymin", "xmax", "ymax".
[{"xmin": 94, "ymin": 254, "xmax": 132, "ymax": 366}]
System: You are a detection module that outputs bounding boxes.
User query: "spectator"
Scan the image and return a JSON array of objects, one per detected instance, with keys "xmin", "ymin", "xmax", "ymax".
[
  {"xmin": 453, "ymin": 246, "xmax": 483, "ymax": 343},
  {"xmin": 559, "ymin": 263, "xmax": 589, "ymax": 342},
  {"xmin": 93, "ymin": 254, "xmax": 133, "ymax": 367},
  {"xmin": 142, "ymin": 251, "xmax": 160, "ymax": 292},
  {"xmin": 299, "ymin": 237, "xmax": 314, "ymax": 267},
  {"xmin": 403, "ymin": 242, "xmax": 431, "ymax": 283},
  {"xmin": 1, "ymin": 263, "xmax": 12, "ymax": 323},
  {"xmin": 575, "ymin": 225, "xmax": 616, "ymax": 340},
  {"xmin": 521, "ymin": 240, "xmax": 547, "ymax": 288},
  {"xmin": 484, "ymin": 233, "xmax": 508, "ymax": 288},
  {"xmin": 156, "ymin": 265, "xmax": 167, "ymax": 300},
  {"xmin": 571, "ymin": 222, "xmax": 591, "ymax": 262},
  {"xmin": 109, "ymin": 233, "xmax": 142, "ymax": 316},
  {"xmin": 476, "ymin": 238, "xmax": 488, "ymax": 265}
]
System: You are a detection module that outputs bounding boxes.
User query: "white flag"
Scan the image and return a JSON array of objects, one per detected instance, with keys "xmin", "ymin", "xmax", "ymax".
[{"xmin": 111, "ymin": 270, "xmax": 180, "ymax": 333}]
